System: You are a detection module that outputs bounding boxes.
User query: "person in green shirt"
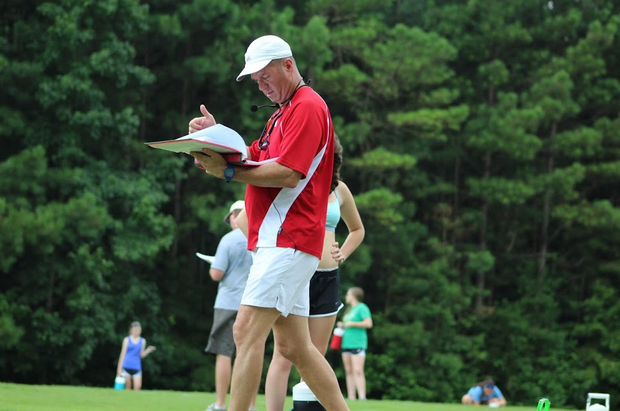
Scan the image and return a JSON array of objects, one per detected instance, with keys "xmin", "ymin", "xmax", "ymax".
[{"xmin": 337, "ymin": 287, "xmax": 373, "ymax": 400}]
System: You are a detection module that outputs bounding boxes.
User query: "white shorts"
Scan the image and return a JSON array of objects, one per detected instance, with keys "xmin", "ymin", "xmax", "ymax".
[
  {"xmin": 241, "ymin": 247, "xmax": 319, "ymax": 317},
  {"xmin": 341, "ymin": 348, "xmax": 366, "ymax": 357}
]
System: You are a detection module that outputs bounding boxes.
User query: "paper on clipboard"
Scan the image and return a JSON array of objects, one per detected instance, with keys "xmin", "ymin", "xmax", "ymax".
[
  {"xmin": 196, "ymin": 252, "xmax": 215, "ymax": 265},
  {"xmin": 146, "ymin": 124, "xmax": 278, "ymax": 166}
]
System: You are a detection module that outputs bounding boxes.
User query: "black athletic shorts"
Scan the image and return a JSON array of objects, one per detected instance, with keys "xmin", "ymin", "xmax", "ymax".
[{"xmin": 309, "ymin": 268, "xmax": 343, "ymax": 317}]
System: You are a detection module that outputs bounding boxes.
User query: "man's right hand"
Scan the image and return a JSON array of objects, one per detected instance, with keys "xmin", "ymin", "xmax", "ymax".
[{"xmin": 188, "ymin": 104, "xmax": 216, "ymax": 133}]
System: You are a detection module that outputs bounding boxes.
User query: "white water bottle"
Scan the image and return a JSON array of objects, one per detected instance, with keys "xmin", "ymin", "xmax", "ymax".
[{"xmin": 292, "ymin": 382, "xmax": 326, "ymax": 411}]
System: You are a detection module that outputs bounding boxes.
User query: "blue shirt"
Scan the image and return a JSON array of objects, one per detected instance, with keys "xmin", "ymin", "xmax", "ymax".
[
  {"xmin": 467, "ymin": 386, "xmax": 504, "ymax": 403},
  {"xmin": 122, "ymin": 337, "xmax": 143, "ymax": 370},
  {"xmin": 211, "ymin": 228, "xmax": 252, "ymax": 310},
  {"xmin": 325, "ymin": 190, "xmax": 341, "ymax": 232}
]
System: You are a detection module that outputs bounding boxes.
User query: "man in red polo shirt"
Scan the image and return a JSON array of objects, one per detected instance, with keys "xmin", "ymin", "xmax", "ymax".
[{"xmin": 190, "ymin": 35, "xmax": 349, "ymax": 411}]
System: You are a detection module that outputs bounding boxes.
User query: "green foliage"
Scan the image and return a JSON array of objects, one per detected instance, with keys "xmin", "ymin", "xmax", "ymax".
[
  {"xmin": 0, "ymin": 298, "xmax": 25, "ymax": 351},
  {"xmin": 464, "ymin": 250, "xmax": 495, "ymax": 274},
  {"xmin": 554, "ymin": 200, "xmax": 620, "ymax": 228},
  {"xmin": 388, "ymin": 105, "xmax": 470, "ymax": 143},
  {"xmin": 467, "ymin": 177, "xmax": 537, "ymax": 206},
  {"xmin": 552, "ymin": 128, "xmax": 603, "ymax": 159},
  {"xmin": 523, "ymin": 70, "xmax": 579, "ymax": 125},
  {"xmin": 465, "ymin": 93, "xmax": 543, "ymax": 160},
  {"xmin": 353, "ymin": 188, "xmax": 404, "ymax": 230}
]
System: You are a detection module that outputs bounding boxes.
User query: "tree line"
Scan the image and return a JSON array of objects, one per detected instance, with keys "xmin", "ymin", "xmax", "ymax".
[{"xmin": 1, "ymin": 0, "xmax": 620, "ymax": 408}]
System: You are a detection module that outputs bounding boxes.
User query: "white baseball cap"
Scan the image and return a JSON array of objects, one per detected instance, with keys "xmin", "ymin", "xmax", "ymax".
[
  {"xmin": 236, "ymin": 35, "xmax": 293, "ymax": 82},
  {"xmin": 224, "ymin": 200, "xmax": 245, "ymax": 224}
]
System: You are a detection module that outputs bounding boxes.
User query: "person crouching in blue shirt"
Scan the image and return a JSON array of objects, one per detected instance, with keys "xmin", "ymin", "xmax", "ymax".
[{"xmin": 462, "ymin": 378, "xmax": 507, "ymax": 407}]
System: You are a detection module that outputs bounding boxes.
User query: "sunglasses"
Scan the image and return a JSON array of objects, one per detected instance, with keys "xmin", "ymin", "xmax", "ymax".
[
  {"xmin": 258, "ymin": 108, "xmax": 284, "ymax": 150},
  {"xmin": 485, "ymin": 384, "xmax": 495, "ymax": 389}
]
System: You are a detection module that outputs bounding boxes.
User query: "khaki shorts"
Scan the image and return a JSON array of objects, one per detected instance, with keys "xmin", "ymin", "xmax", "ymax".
[
  {"xmin": 241, "ymin": 247, "xmax": 319, "ymax": 317},
  {"xmin": 204, "ymin": 309, "xmax": 237, "ymax": 357}
]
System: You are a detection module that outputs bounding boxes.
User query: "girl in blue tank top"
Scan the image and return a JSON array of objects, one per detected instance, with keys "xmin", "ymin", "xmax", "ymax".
[{"xmin": 116, "ymin": 321, "xmax": 156, "ymax": 390}]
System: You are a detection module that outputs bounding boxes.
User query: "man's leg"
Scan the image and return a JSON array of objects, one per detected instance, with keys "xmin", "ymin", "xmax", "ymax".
[
  {"xmin": 215, "ymin": 355, "xmax": 232, "ymax": 407},
  {"xmin": 228, "ymin": 305, "xmax": 281, "ymax": 411},
  {"xmin": 274, "ymin": 314, "xmax": 350, "ymax": 411}
]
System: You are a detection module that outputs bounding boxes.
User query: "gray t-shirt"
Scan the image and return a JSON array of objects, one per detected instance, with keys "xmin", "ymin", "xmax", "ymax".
[{"xmin": 211, "ymin": 228, "xmax": 252, "ymax": 310}]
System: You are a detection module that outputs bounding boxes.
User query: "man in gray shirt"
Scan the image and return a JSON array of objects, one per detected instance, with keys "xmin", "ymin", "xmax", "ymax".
[{"xmin": 202, "ymin": 200, "xmax": 256, "ymax": 411}]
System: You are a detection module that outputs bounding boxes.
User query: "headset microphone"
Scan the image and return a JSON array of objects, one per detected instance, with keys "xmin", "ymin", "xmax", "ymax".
[
  {"xmin": 250, "ymin": 79, "xmax": 311, "ymax": 112},
  {"xmin": 250, "ymin": 103, "xmax": 277, "ymax": 112}
]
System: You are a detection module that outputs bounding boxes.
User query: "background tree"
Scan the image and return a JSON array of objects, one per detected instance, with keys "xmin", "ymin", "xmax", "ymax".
[{"xmin": 0, "ymin": 0, "xmax": 175, "ymax": 385}]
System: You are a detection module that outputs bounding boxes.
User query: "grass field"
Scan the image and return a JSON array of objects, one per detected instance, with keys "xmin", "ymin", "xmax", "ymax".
[{"xmin": 0, "ymin": 383, "xmax": 565, "ymax": 411}]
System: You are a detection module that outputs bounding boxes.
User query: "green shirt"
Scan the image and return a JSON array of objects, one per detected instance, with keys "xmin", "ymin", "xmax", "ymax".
[{"xmin": 341, "ymin": 302, "xmax": 371, "ymax": 350}]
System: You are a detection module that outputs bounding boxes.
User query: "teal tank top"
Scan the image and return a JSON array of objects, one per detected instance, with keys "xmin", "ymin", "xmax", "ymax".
[{"xmin": 325, "ymin": 190, "xmax": 341, "ymax": 232}]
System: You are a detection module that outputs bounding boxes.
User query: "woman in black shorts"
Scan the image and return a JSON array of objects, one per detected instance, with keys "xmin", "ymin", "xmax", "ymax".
[{"xmin": 263, "ymin": 136, "xmax": 366, "ymax": 411}]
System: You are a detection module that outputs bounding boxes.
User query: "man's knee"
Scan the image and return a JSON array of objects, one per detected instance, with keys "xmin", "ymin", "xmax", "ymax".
[
  {"xmin": 233, "ymin": 306, "xmax": 279, "ymax": 347},
  {"xmin": 277, "ymin": 336, "xmax": 316, "ymax": 365},
  {"xmin": 232, "ymin": 313, "xmax": 254, "ymax": 347}
]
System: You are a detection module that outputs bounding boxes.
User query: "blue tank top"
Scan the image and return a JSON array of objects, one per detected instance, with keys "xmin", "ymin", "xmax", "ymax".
[
  {"xmin": 122, "ymin": 336, "xmax": 143, "ymax": 370},
  {"xmin": 325, "ymin": 190, "xmax": 341, "ymax": 232}
]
